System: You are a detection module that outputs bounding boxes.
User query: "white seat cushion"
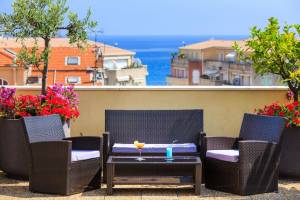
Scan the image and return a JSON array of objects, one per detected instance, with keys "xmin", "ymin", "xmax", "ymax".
[
  {"xmin": 71, "ymin": 150, "xmax": 100, "ymax": 162},
  {"xmin": 112, "ymin": 143, "xmax": 197, "ymax": 153},
  {"xmin": 206, "ymin": 150, "xmax": 239, "ymax": 162}
]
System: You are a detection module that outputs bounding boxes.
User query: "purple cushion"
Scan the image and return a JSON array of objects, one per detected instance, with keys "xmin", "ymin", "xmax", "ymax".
[
  {"xmin": 71, "ymin": 150, "xmax": 100, "ymax": 162},
  {"xmin": 206, "ymin": 150, "xmax": 239, "ymax": 162},
  {"xmin": 112, "ymin": 143, "xmax": 197, "ymax": 153}
]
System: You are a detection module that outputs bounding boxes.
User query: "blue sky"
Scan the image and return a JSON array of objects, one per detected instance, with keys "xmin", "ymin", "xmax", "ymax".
[{"xmin": 0, "ymin": 0, "xmax": 299, "ymax": 35}]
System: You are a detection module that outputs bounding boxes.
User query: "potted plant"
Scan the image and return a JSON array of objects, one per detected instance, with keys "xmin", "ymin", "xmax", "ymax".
[
  {"xmin": 0, "ymin": 88, "xmax": 28, "ymax": 178},
  {"xmin": 0, "ymin": 0, "xmax": 94, "ymax": 179},
  {"xmin": 40, "ymin": 84, "xmax": 80, "ymax": 137},
  {"xmin": 235, "ymin": 17, "xmax": 300, "ymax": 179},
  {"xmin": 0, "ymin": 84, "xmax": 79, "ymax": 179},
  {"xmin": 255, "ymin": 101, "xmax": 300, "ymax": 178}
]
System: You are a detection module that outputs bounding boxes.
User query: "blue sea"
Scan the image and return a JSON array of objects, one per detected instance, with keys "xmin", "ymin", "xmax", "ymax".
[{"xmin": 97, "ymin": 35, "xmax": 248, "ymax": 85}]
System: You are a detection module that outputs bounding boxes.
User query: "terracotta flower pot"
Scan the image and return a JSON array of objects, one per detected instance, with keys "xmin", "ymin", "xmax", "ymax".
[
  {"xmin": 0, "ymin": 118, "xmax": 30, "ymax": 179},
  {"xmin": 279, "ymin": 127, "xmax": 300, "ymax": 179}
]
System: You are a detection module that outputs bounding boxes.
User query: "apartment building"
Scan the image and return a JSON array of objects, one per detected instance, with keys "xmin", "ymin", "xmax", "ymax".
[
  {"xmin": 167, "ymin": 40, "xmax": 281, "ymax": 86},
  {"xmin": 0, "ymin": 37, "xmax": 148, "ymax": 86}
]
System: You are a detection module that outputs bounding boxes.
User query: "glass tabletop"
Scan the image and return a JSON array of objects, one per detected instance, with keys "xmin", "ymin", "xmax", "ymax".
[{"xmin": 107, "ymin": 156, "xmax": 201, "ymax": 164}]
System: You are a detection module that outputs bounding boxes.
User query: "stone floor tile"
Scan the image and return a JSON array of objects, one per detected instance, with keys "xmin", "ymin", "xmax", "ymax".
[
  {"xmin": 141, "ymin": 187, "xmax": 178, "ymax": 200},
  {"xmin": 0, "ymin": 170, "xmax": 300, "ymax": 200},
  {"xmin": 177, "ymin": 185, "xmax": 215, "ymax": 200},
  {"xmin": 104, "ymin": 187, "xmax": 142, "ymax": 200},
  {"xmin": 249, "ymin": 192, "xmax": 288, "ymax": 200}
]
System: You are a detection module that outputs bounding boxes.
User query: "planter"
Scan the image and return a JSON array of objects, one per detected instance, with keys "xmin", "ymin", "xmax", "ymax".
[
  {"xmin": 279, "ymin": 127, "xmax": 300, "ymax": 179},
  {"xmin": 0, "ymin": 118, "xmax": 30, "ymax": 179}
]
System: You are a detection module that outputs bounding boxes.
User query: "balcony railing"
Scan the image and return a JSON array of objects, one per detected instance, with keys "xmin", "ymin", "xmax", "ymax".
[
  {"xmin": 171, "ymin": 57, "xmax": 189, "ymax": 68},
  {"xmin": 205, "ymin": 60, "xmax": 252, "ymax": 71}
]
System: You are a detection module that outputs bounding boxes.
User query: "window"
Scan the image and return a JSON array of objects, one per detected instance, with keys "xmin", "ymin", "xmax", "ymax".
[
  {"xmin": 65, "ymin": 56, "xmax": 80, "ymax": 65},
  {"xmin": 174, "ymin": 69, "xmax": 187, "ymax": 78},
  {"xmin": 104, "ymin": 59, "xmax": 128, "ymax": 69},
  {"xmin": 192, "ymin": 70, "xmax": 200, "ymax": 84},
  {"xmin": 242, "ymin": 75, "xmax": 251, "ymax": 86},
  {"xmin": 0, "ymin": 78, "xmax": 8, "ymax": 85},
  {"xmin": 27, "ymin": 76, "xmax": 40, "ymax": 84},
  {"xmin": 218, "ymin": 53, "xmax": 225, "ymax": 61},
  {"xmin": 66, "ymin": 76, "xmax": 81, "ymax": 84},
  {"xmin": 192, "ymin": 52, "xmax": 196, "ymax": 59},
  {"xmin": 233, "ymin": 75, "xmax": 241, "ymax": 86}
]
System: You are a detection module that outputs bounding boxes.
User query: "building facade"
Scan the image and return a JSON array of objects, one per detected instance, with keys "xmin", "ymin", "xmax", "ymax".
[
  {"xmin": 167, "ymin": 40, "xmax": 281, "ymax": 86},
  {"xmin": 0, "ymin": 37, "xmax": 148, "ymax": 86}
]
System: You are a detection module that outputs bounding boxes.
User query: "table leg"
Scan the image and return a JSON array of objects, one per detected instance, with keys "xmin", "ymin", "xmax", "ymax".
[
  {"xmin": 195, "ymin": 164, "xmax": 202, "ymax": 195},
  {"xmin": 106, "ymin": 163, "xmax": 114, "ymax": 195}
]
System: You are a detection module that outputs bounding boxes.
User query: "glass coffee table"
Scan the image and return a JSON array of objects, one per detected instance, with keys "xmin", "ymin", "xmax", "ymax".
[{"xmin": 106, "ymin": 156, "xmax": 202, "ymax": 195}]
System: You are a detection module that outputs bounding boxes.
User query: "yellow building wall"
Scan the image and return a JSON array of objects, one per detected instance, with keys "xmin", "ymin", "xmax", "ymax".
[{"xmin": 16, "ymin": 87, "xmax": 288, "ymax": 138}]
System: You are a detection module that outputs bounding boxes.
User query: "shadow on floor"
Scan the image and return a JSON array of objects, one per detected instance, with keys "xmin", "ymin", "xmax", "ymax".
[{"xmin": 0, "ymin": 172, "xmax": 25, "ymax": 185}]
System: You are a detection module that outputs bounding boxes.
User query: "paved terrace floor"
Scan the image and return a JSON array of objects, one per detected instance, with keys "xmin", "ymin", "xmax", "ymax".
[{"xmin": 0, "ymin": 171, "xmax": 299, "ymax": 200}]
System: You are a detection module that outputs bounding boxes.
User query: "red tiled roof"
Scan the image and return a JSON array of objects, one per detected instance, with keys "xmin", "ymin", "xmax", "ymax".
[
  {"xmin": 180, "ymin": 40, "xmax": 247, "ymax": 50},
  {"xmin": 0, "ymin": 37, "xmax": 135, "ymax": 56}
]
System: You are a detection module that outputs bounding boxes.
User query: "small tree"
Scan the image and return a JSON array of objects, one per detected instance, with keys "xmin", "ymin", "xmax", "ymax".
[
  {"xmin": 234, "ymin": 17, "xmax": 300, "ymax": 101},
  {"xmin": 0, "ymin": 0, "xmax": 97, "ymax": 94}
]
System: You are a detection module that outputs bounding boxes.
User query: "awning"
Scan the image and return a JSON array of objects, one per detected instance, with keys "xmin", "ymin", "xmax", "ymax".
[
  {"xmin": 205, "ymin": 69, "xmax": 219, "ymax": 76},
  {"xmin": 225, "ymin": 52, "xmax": 236, "ymax": 61},
  {"xmin": 117, "ymin": 75, "xmax": 130, "ymax": 82},
  {"xmin": 132, "ymin": 77, "xmax": 144, "ymax": 81}
]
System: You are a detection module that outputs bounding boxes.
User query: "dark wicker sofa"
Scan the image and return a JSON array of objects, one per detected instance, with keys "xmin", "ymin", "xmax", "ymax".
[
  {"xmin": 103, "ymin": 109, "xmax": 204, "ymax": 182},
  {"xmin": 21, "ymin": 115, "xmax": 102, "ymax": 195},
  {"xmin": 203, "ymin": 113, "xmax": 286, "ymax": 196}
]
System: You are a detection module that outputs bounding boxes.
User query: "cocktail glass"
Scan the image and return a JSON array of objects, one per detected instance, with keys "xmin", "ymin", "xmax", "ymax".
[{"xmin": 134, "ymin": 141, "xmax": 145, "ymax": 161}]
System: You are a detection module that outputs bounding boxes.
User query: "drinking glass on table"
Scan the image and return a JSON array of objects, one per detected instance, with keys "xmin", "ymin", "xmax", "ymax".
[{"xmin": 134, "ymin": 140, "xmax": 145, "ymax": 161}]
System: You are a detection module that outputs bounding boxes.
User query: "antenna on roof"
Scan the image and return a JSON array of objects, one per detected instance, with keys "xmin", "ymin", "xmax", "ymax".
[{"xmin": 91, "ymin": 29, "xmax": 104, "ymax": 85}]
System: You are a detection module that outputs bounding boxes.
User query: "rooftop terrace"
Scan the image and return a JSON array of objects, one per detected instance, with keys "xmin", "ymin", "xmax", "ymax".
[{"xmin": 2, "ymin": 86, "xmax": 299, "ymax": 199}]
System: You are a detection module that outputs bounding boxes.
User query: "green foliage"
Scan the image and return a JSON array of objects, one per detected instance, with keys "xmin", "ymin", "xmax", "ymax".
[
  {"xmin": 16, "ymin": 40, "xmax": 44, "ymax": 70},
  {"xmin": 0, "ymin": 0, "xmax": 67, "ymax": 38},
  {"xmin": 0, "ymin": 0, "xmax": 97, "ymax": 94},
  {"xmin": 234, "ymin": 17, "xmax": 300, "ymax": 101},
  {"xmin": 170, "ymin": 52, "xmax": 178, "ymax": 60},
  {"xmin": 129, "ymin": 62, "xmax": 143, "ymax": 69},
  {"xmin": 178, "ymin": 53, "xmax": 185, "ymax": 59}
]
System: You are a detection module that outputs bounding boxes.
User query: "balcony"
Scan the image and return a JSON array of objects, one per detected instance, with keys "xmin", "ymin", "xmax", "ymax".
[
  {"xmin": 205, "ymin": 60, "xmax": 252, "ymax": 72},
  {"xmin": 1, "ymin": 86, "xmax": 300, "ymax": 199},
  {"xmin": 171, "ymin": 57, "xmax": 189, "ymax": 68},
  {"xmin": 105, "ymin": 66, "xmax": 148, "ymax": 86},
  {"xmin": 166, "ymin": 75, "xmax": 189, "ymax": 85}
]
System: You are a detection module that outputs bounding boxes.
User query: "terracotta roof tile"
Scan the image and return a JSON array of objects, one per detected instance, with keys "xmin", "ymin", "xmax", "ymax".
[
  {"xmin": 0, "ymin": 37, "xmax": 135, "ymax": 56},
  {"xmin": 180, "ymin": 39, "xmax": 247, "ymax": 50}
]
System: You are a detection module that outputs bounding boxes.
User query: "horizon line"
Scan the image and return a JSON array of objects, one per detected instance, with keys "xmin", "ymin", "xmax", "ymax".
[{"xmin": 91, "ymin": 34, "xmax": 250, "ymax": 37}]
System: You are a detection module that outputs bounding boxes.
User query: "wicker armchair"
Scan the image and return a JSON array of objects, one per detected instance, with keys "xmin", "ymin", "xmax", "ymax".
[
  {"xmin": 203, "ymin": 113, "xmax": 286, "ymax": 196},
  {"xmin": 21, "ymin": 115, "xmax": 102, "ymax": 195},
  {"xmin": 103, "ymin": 109, "xmax": 204, "ymax": 182}
]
